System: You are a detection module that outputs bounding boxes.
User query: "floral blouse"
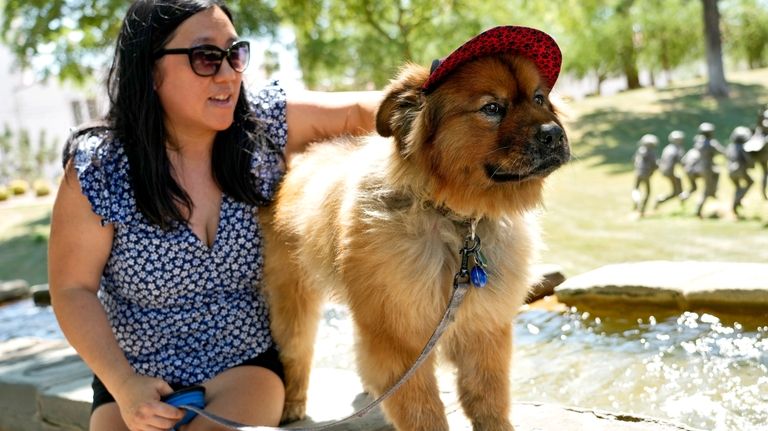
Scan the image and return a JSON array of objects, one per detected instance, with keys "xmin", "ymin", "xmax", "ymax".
[{"xmin": 71, "ymin": 82, "xmax": 287, "ymax": 386}]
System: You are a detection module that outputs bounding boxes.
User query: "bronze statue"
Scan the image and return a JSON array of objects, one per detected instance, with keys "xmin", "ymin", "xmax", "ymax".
[
  {"xmin": 654, "ymin": 130, "xmax": 685, "ymax": 209},
  {"xmin": 632, "ymin": 133, "xmax": 659, "ymax": 216},
  {"xmin": 745, "ymin": 104, "xmax": 768, "ymax": 200},
  {"xmin": 726, "ymin": 126, "xmax": 754, "ymax": 217},
  {"xmin": 680, "ymin": 122, "xmax": 726, "ymax": 217}
]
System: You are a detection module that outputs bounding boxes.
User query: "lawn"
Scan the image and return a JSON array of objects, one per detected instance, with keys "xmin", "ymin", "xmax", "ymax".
[
  {"xmin": 539, "ymin": 67, "xmax": 768, "ymax": 278},
  {"xmin": 0, "ymin": 68, "xmax": 767, "ymax": 285},
  {"xmin": 0, "ymin": 199, "xmax": 52, "ymax": 286}
]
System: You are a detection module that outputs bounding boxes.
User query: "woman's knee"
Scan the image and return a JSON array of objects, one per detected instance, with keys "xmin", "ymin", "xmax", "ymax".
[
  {"xmin": 187, "ymin": 366, "xmax": 285, "ymax": 430},
  {"xmin": 90, "ymin": 402, "xmax": 130, "ymax": 431}
]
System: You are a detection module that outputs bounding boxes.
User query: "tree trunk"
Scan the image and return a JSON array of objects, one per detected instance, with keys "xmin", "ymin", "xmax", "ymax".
[
  {"xmin": 624, "ymin": 63, "xmax": 641, "ymax": 89},
  {"xmin": 702, "ymin": 0, "xmax": 729, "ymax": 98},
  {"xmin": 596, "ymin": 71, "xmax": 606, "ymax": 96}
]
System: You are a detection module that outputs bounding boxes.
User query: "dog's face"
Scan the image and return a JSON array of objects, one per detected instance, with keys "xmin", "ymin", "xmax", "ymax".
[{"xmin": 377, "ymin": 53, "xmax": 569, "ymax": 218}]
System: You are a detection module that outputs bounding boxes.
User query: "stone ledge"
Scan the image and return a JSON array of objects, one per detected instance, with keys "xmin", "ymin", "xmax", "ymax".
[
  {"xmin": 555, "ymin": 261, "xmax": 768, "ymax": 312},
  {"xmin": 289, "ymin": 368, "xmax": 699, "ymax": 431},
  {"xmin": 0, "ymin": 279, "xmax": 30, "ymax": 303},
  {"xmin": 0, "ymin": 338, "xmax": 701, "ymax": 431}
]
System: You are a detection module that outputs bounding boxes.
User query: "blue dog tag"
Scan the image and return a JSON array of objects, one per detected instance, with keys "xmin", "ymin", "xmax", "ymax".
[{"xmin": 470, "ymin": 265, "xmax": 488, "ymax": 288}]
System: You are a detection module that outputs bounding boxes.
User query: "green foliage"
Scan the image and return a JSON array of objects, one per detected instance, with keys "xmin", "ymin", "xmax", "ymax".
[
  {"xmin": 35, "ymin": 129, "xmax": 48, "ymax": 172},
  {"xmin": 16, "ymin": 129, "xmax": 33, "ymax": 180},
  {"xmin": 553, "ymin": 0, "xmax": 701, "ymax": 94},
  {"xmin": 276, "ymin": 0, "xmax": 490, "ymax": 89},
  {"xmin": 274, "ymin": 0, "xmax": 579, "ymax": 89},
  {"xmin": 223, "ymin": 1, "xmax": 281, "ymax": 37},
  {"xmin": 1, "ymin": 0, "xmax": 128, "ymax": 84},
  {"xmin": 2, "ymin": 0, "xmax": 767, "ymax": 93},
  {"xmin": 633, "ymin": 0, "xmax": 702, "ymax": 78},
  {"xmin": 0, "ymin": 0, "xmax": 279, "ymax": 85},
  {"xmin": 723, "ymin": 0, "xmax": 768, "ymax": 69},
  {"xmin": 556, "ymin": 0, "xmax": 626, "ymax": 93},
  {"xmin": 0, "ymin": 125, "xmax": 61, "ymax": 183},
  {"xmin": 0, "ymin": 124, "xmax": 12, "ymax": 182}
]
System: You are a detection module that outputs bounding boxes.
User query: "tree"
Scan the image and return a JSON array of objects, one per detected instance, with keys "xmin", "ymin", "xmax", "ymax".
[
  {"xmin": 0, "ymin": 0, "xmax": 279, "ymax": 84},
  {"xmin": 723, "ymin": 0, "xmax": 768, "ymax": 69},
  {"xmin": 614, "ymin": 0, "xmax": 641, "ymax": 90},
  {"xmin": 702, "ymin": 0, "xmax": 729, "ymax": 98},
  {"xmin": 557, "ymin": 0, "xmax": 625, "ymax": 95},
  {"xmin": 34, "ymin": 129, "xmax": 59, "ymax": 179},
  {"xmin": 276, "ymin": 0, "xmax": 492, "ymax": 89},
  {"xmin": 633, "ymin": 0, "xmax": 701, "ymax": 85},
  {"xmin": 16, "ymin": 128, "xmax": 33, "ymax": 181},
  {"xmin": 0, "ymin": 124, "xmax": 12, "ymax": 183}
]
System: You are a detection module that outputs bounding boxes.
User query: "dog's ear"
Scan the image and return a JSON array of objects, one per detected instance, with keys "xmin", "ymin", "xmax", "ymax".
[{"xmin": 375, "ymin": 63, "xmax": 430, "ymax": 146}]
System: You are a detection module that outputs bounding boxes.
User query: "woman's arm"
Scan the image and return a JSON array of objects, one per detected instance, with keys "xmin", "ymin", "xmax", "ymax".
[
  {"xmin": 48, "ymin": 166, "xmax": 182, "ymax": 429},
  {"xmin": 285, "ymin": 90, "xmax": 382, "ymax": 160}
]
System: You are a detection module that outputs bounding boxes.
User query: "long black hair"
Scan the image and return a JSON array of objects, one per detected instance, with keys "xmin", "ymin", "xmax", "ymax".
[{"xmin": 65, "ymin": 0, "xmax": 268, "ymax": 229}]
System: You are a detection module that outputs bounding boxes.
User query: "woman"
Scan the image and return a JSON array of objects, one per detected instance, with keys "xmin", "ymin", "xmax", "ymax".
[{"xmin": 47, "ymin": 1, "xmax": 379, "ymax": 430}]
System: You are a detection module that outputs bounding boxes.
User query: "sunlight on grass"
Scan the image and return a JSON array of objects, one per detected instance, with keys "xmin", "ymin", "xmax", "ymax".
[
  {"xmin": 0, "ymin": 203, "xmax": 52, "ymax": 285},
  {"xmin": 541, "ymin": 68, "xmax": 768, "ymax": 278}
]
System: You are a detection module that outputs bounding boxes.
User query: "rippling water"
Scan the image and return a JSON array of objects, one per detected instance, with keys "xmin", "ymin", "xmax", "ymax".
[
  {"xmin": 514, "ymin": 307, "xmax": 768, "ymax": 431},
  {"xmin": 2, "ymin": 299, "xmax": 766, "ymax": 430},
  {"xmin": 0, "ymin": 299, "xmax": 61, "ymax": 341}
]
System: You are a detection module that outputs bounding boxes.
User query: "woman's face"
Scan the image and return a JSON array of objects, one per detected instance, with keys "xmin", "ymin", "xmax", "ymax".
[{"xmin": 154, "ymin": 6, "xmax": 243, "ymax": 143}]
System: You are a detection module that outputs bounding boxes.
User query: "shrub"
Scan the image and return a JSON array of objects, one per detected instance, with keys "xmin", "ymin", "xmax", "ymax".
[
  {"xmin": 33, "ymin": 179, "xmax": 51, "ymax": 197},
  {"xmin": 8, "ymin": 179, "xmax": 29, "ymax": 195},
  {"xmin": 0, "ymin": 185, "xmax": 8, "ymax": 201}
]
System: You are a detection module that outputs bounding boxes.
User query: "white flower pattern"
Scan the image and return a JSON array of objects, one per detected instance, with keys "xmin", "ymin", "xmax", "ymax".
[{"xmin": 71, "ymin": 82, "xmax": 287, "ymax": 386}]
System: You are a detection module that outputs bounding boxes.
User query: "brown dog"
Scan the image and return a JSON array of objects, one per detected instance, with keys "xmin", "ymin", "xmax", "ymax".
[{"xmin": 260, "ymin": 26, "xmax": 568, "ymax": 431}]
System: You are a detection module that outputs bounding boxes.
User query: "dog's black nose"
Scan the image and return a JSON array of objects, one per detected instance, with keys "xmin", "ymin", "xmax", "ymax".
[{"xmin": 536, "ymin": 122, "xmax": 564, "ymax": 147}]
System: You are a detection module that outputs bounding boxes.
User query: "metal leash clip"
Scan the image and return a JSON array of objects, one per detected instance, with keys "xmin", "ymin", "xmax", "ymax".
[{"xmin": 456, "ymin": 229, "xmax": 488, "ymax": 289}]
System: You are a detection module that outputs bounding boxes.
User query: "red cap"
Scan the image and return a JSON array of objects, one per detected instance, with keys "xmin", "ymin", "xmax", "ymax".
[{"xmin": 421, "ymin": 26, "xmax": 562, "ymax": 94}]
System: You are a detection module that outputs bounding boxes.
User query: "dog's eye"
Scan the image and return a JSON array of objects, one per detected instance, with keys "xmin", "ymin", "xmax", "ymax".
[
  {"xmin": 480, "ymin": 102, "xmax": 504, "ymax": 116},
  {"xmin": 533, "ymin": 94, "xmax": 545, "ymax": 106}
]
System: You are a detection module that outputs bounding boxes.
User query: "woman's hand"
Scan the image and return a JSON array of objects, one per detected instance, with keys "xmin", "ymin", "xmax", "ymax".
[{"xmin": 113, "ymin": 374, "xmax": 184, "ymax": 431}]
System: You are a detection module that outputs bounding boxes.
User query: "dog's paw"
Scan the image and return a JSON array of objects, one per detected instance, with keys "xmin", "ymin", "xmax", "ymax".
[
  {"xmin": 472, "ymin": 419, "xmax": 515, "ymax": 431},
  {"xmin": 474, "ymin": 425, "xmax": 514, "ymax": 431},
  {"xmin": 280, "ymin": 400, "xmax": 307, "ymax": 424}
]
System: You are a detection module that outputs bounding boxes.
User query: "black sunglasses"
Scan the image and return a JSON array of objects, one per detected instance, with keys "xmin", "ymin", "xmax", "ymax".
[{"xmin": 154, "ymin": 40, "xmax": 250, "ymax": 77}]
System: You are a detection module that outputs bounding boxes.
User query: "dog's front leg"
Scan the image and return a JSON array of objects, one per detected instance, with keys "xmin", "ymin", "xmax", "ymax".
[
  {"xmin": 445, "ymin": 321, "xmax": 514, "ymax": 431},
  {"xmin": 355, "ymin": 324, "xmax": 449, "ymax": 431},
  {"xmin": 263, "ymin": 269, "xmax": 323, "ymax": 424}
]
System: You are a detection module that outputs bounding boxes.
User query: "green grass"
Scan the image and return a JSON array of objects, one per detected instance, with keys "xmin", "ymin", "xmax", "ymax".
[
  {"xmin": 1, "ymin": 68, "xmax": 767, "ymax": 285},
  {"xmin": 539, "ymin": 67, "xmax": 768, "ymax": 278},
  {"xmin": 0, "ymin": 200, "xmax": 52, "ymax": 286}
]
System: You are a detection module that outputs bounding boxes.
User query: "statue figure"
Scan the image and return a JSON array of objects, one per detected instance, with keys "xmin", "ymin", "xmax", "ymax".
[
  {"xmin": 745, "ymin": 104, "xmax": 768, "ymax": 200},
  {"xmin": 726, "ymin": 126, "xmax": 754, "ymax": 217},
  {"xmin": 654, "ymin": 130, "xmax": 685, "ymax": 209},
  {"xmin": 632, "ymin": 133, "xmax": 658, "ymax": 217},
  {"xmin": 680, "ymin": 122, "xmax": 726, "ymax": 217}
]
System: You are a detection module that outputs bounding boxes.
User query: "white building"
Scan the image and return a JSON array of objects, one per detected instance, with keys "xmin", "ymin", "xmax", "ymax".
[{"xmin": 0, "ymin": 45, "xmax": 103, "ymax": 180}]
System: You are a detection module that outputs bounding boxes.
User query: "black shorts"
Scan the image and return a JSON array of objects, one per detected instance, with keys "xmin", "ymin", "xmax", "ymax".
[{"xmin": 91, "ymin": 346, "xmax": 284, "ymax": 413}]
